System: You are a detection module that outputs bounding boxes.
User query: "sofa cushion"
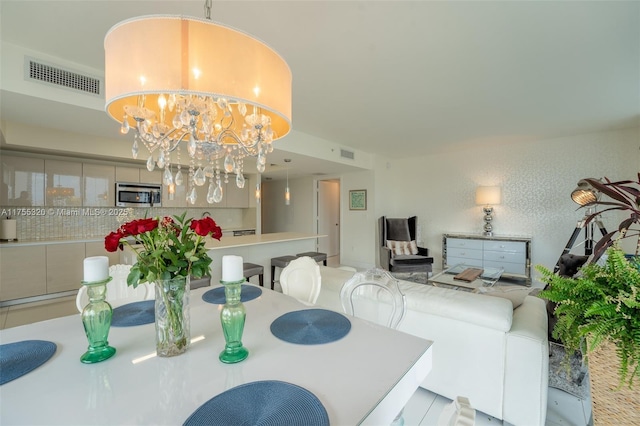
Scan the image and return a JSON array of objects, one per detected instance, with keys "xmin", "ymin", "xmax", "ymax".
[
  {"xmin": 316, "ymin": 267, "xmax": 513, "ymax": 332},
  {"xmin": 475, "ymin": 285, "xmax": 533, "ymax": 308},
  {"xmin": 390, "ymin": 254, "xmax": 430, "ymax": 265},
  {"xmin": 397, "ymin": 280, "xmax": 514, "ymax": 332}
]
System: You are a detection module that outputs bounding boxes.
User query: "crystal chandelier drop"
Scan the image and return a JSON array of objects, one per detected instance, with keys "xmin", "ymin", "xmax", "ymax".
[{"xmin": 104, "ymin": 3, "xmax": 292, "ymax": 205}]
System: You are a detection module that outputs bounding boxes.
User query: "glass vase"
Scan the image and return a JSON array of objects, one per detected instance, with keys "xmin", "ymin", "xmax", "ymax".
[
  {"xmin": 219, "ymin": 280, "xmax": 249, "ymax": 364},
  {"xmin": 81, "ymin": 278, "xmax": 116, "ymax": 364},
  {"xmin": 155, "ymin": 276, "xmax": 190, "ymax": 357}
]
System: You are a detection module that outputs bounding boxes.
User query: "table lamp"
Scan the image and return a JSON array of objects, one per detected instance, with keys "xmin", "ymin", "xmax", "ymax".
[{"xmin": 476, "ymin": 186, "xmax": 501, "ymax": 236}]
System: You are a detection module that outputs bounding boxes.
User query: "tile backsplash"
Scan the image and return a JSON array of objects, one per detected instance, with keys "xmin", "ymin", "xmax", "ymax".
[{"xmin": 3, "ymin": 206, "xmax": 255, "ymax": 241}]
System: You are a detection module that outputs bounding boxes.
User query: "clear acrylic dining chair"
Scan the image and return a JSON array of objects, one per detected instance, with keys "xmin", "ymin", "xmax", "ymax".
[
  {"xmin": 340, "ymin": 267, "xmax": 406, "ymax": 329},
  {"xmin": 75, "ymin": 264, "xmax": 151, "ymax": 312},
  {"xmin": 340, "ymin": 267, "xmax": 408, "ymax": 426},
  {"xmin": 279, "ymin": 256, "xmax": 322, "ymax": 305}
]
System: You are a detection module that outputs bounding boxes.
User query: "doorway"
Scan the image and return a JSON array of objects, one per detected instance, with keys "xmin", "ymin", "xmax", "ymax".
[{"xmin": 317, "ymin": 179, "xmax": 340, "ymax": 260}]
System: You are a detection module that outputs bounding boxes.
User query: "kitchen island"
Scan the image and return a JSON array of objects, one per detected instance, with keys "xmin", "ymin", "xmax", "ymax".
[
  {"xmin": 118, "ymin": 232, "xmax": 324, "ymax": 286},
  {"xmin": 204, "ymin": 232, "xmax": 325, "ymax": 285}
]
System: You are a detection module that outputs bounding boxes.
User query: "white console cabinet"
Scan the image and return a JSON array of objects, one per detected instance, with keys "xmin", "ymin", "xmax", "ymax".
[{"xmin": 443, "ymin": 234, "xmax": 531, "ymax": 284}]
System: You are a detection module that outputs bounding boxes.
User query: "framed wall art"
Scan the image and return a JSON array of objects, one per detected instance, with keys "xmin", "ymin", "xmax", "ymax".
[{"xmin": 349, "ymin": 189, "xmax": 367, "ymax": 210}]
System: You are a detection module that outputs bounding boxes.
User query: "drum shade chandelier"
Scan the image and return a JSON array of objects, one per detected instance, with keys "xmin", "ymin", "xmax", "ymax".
[{"xmin": 104, "ymin": 2, "xmax": 292, "ymax": 204}]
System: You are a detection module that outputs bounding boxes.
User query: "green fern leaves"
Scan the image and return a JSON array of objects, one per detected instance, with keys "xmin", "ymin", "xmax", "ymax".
[{"xmin": 538, "ymin": 246, "xmax": 640, "ymax": 387}]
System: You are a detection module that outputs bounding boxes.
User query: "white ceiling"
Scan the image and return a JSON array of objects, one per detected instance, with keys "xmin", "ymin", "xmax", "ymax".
[{"xmin": 1, "ymin": 1, "xmax": 639, "ymax": 178}]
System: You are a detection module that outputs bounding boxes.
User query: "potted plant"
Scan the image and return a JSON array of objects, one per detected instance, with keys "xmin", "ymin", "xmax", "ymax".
[
  {"xmin": 537, "ymin": 246, "xmax": 639, "ymax": 386},
  {"xmin": 537, "ymin": 174, "xmax": 639, "ymax": 422}
]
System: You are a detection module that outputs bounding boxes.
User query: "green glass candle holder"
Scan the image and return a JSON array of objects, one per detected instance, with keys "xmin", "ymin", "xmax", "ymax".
[
  {"xmin": 219, "ymin": 279, "xmax": 249, "ymax": 364},
  {"xmin": 80, "ymin": 277, "xmax": 116, "ymax": 364}
]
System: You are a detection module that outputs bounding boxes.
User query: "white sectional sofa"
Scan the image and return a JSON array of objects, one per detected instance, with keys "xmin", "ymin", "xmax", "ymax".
[{"xmin": 317, "ymin": 267, "xmax": 549, "ymax": 426}]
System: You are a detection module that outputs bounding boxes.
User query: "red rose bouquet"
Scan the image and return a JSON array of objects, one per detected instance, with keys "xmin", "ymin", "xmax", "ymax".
[{"xmin": 105, "ymin": 212, "xmax": 222, "ymax": 287}]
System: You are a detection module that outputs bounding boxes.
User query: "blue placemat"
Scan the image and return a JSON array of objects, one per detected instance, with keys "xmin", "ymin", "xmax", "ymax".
[
  {"xmin": 183, "ymin": 380, "xmax": 329, "ymax": 426},
  {"xmin": 202, "ymin": 285, "xmax": 263, "ymax": 304},
  {"xmin": 270, "ymin": 308, "xmax": 351, "ymax": 345},
  {"xmin": 111, "ymin": 300, "xmax": 155, "ymax": 327},
  {"xmin": 0, "ymin": 340, "xmax": 57, "ymax": 385}
]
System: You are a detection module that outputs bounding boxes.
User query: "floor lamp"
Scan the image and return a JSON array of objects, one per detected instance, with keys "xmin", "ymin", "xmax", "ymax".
[{"xmin": 554, "ymin": 179, "xmax": 608, "ymax": 273}]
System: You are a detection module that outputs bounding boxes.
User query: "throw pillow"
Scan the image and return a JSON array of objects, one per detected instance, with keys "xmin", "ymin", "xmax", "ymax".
[
  {"xmin": 386, "ymin": 240, "xmax": 396, "ymax": 257},
  {"xmin": 387, "ymin": 240, "xmax": 416, "ymax": 256},
  {"xmin": 475, "ymin": 285, "xmax": 532, "ymax": 309},
  {"xmin": 386, "ymin": 240, "xmax": 403, "ymax": 257},
  {"xmin": 409, "ymin": 240, "xmax": 419, "ymax": 255}
]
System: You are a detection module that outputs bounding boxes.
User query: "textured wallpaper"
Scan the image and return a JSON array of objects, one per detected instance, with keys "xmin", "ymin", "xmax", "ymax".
[{"xmin": 345, "ymin": 127, "xmax": 639, "ymax": 284}]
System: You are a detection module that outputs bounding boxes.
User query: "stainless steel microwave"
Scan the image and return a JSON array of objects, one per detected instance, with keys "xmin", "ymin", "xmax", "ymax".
[{"xmin": 115, "ymin": 182, "xmax": 162, "ymax": 207}]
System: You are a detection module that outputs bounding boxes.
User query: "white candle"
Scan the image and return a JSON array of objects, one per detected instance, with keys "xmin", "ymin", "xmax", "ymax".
[
  {"xmin": 222, "ymin": 255, "xmax": 244, "ymax": 282},
  {"xmin": 84, "ymin": 256, "xmax": 109, "ymax": 282}
]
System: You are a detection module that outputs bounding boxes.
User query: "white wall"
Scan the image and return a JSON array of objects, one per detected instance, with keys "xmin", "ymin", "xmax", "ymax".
[
  {"xmin": 261, "ymin": 176, "xmax": 316, "ymax": 234},
  {"xmin": 340, "ymin": 169, "xmax": 377, "ymax": 269},
  {"xmin": 340, "ymin": 127, "xmax": 639, "ymax": 283}
]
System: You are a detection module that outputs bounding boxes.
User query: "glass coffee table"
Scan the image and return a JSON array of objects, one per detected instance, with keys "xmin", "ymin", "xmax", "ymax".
[{"xmin": 429, "ymin": 264, "xmax": 504, "ymax": 291}]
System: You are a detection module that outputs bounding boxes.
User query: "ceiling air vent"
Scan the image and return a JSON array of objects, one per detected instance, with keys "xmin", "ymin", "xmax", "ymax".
[
  {"xmin": 340, "ymin": 149, "xmax": 355, "ymax": 160},
  {"xmin": 25, "ymin": 57, "xmax": 101, "ymax": 96}
]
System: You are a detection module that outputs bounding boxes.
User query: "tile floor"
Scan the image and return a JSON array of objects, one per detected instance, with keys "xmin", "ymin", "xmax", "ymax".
[
  {"xmin": 2, "ymin": 256, "xmax": 594, "ymax": 425},
  {"xmin": 403, "ymin": 386, "xmax": 592, "ymax": 426}
]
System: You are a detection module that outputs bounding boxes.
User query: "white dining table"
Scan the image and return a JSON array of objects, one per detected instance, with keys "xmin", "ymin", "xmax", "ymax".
[{"xmin": 0, "ymin": 285, "xmax": 433, "ymax": 425}]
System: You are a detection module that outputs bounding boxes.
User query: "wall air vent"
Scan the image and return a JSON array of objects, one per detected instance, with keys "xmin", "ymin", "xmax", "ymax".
[
  {"xmin": 25, "ymin": 57, "xmax": 101, "ymax": 96},
  {"xmin": 340, "ymin": 149, "xmax": 355, "ymax": 160}
]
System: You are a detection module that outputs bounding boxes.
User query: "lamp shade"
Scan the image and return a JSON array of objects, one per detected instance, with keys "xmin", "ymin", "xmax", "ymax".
[{"xmin": 475, "ymin": 186, "xmax": 501, "ymax": 205}]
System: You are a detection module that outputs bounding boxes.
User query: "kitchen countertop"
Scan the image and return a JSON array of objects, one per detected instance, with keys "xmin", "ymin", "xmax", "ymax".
[
  {"xmin": 0, "ymin": 237, "xmax": 105, "ymax": 247},
  {"xmin": 205, "ymin": 232, "xmax": 324, "ymax": 250},
  {"xmin": 1, "ymin": 232, "xmax": 321, "ymax": 248}
]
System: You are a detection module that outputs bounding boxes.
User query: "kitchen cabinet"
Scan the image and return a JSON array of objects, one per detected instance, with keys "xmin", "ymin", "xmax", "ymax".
[
  {"xmin": 196, "ymin": 178, "xmax": 249, "ymax": 208},
  {"xmin": 164, "ymin": 177, "xmax": 249, "ymax": 208},
  {"xmin": 139, "ymin": 169, "xmax": 161, "ymax": 184},
  {"xmin": 162, "ymin": 182, "xmax": 187, "ymax": 208},
  {"xmin": 0, "ymin": 240, "xmax": 121, "ymax": 303},
  {"xmin": 46, "ymin": 243, "xmax": 84, "ymax": 293},
  {"xmin": 225, "ymin": 178, "xmax": 249, "ymax": 208},
  {"xmin": 193, "ymin": 180, "xmax": 213, "ymax": 207},
  {"xmin": 45, "ymin": 160, "xmax": 82, "ymax": 206},
  {"xmin": 443, "ymin": 234, "xmax": 531, "ymax": 283},
  {"xmin": 0, "ymin": 156, "xmax": 45, "ymax": 206},
  {"xmin": 83, "ymin": 164, "xmax": 115, "ymax": 206},
  {"xmin": 86, "ymin": 241, "xmax": 120, "ymax": 265},
  {"xmin": 115, "ymin": 166, "xmax": 140, "ymax": 183},
  {"xmin": 248, "ymin": 175, "xmax": 259, "ymax": 208},
  {"xmin": 0, "ymin": 246, "xmax": 47, "ymax": 301},
  {"xmin": 116, "ymin": 167, "xmax": 161, "ymax": 185}
]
